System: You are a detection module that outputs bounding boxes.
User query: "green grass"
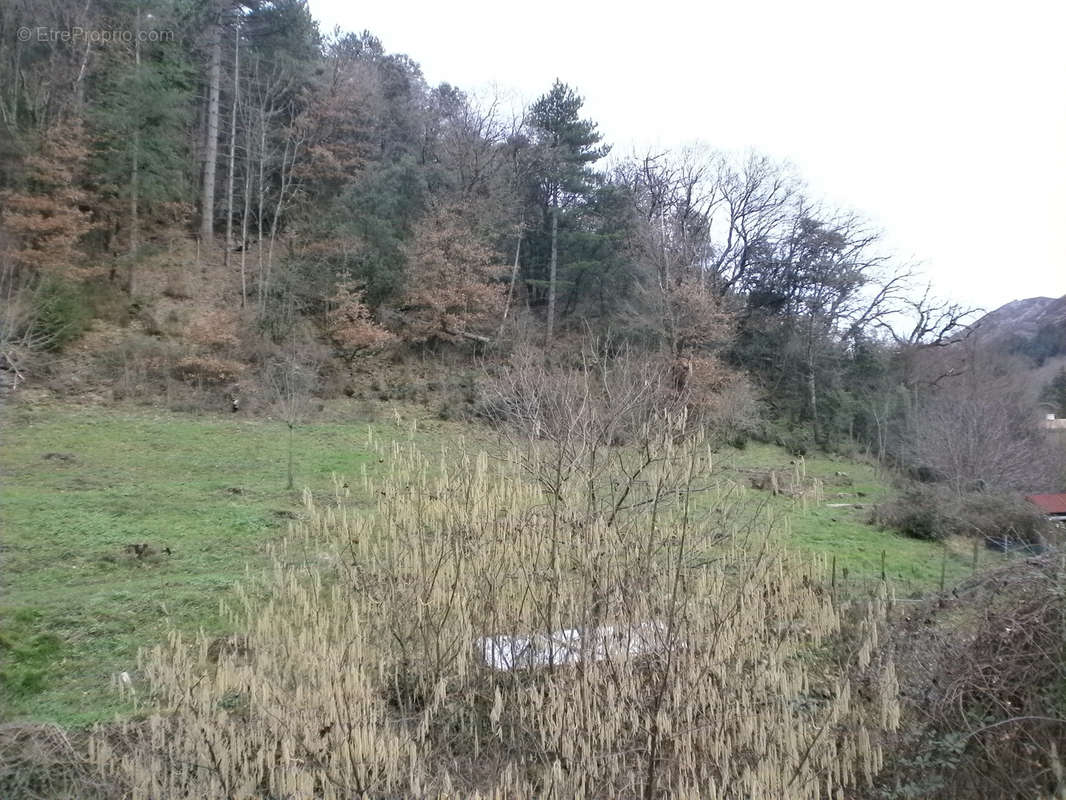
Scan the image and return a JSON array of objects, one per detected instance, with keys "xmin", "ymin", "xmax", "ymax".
[
  {"xmin": 1, "ymin": 403, "xmax": 977, "ymax": 726},
  {"xmin": 0, "ymin": 400, "xmax": 460, "ymax": 725},
  {"xmin": 713, "ymin": 442, "xmax": 975, "ymax": 593}
]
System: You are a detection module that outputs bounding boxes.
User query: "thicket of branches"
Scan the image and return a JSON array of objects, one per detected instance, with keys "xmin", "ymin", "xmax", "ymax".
[
  {"xmin": 91, "ymin": 404, "xmax": 905, "ymax": 798},
  {"xmin": 870, "ymin": 554, "xmax": 1066, "ymax": 799}
]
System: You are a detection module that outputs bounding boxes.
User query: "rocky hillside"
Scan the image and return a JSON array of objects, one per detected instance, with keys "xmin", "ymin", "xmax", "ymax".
[{"xmin": 970, "ymin": 293, "xmax": 1066, "ymax": 364}]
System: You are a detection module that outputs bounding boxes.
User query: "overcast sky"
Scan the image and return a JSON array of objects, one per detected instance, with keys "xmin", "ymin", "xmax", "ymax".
[{"xmin": 311, "ymin": 0, "xmax": 1065, "ymax": 312}]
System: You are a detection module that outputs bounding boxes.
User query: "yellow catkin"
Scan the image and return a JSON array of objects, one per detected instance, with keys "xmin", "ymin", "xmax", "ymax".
[{"xmin": 92, "ymin": 429, "xmax": 900, "ymax": 799}]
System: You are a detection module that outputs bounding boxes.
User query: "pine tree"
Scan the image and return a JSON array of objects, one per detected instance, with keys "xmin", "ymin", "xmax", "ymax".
[
  {"xmin": 91, "ymin": 0, "xmax": 194, "ymax": 287},
  {"xmin": 526, "ymin": 80, "xmax": 608, "ymax": 342}
]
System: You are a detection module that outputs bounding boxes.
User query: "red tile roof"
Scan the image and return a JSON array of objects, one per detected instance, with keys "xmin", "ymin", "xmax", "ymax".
[{"xmin": 1026, "ymin": 494, "xmax": 1066, "ymax": 514}]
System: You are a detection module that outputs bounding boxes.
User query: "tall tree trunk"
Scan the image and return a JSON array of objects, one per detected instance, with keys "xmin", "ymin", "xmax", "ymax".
[
  {"xmin": 199, "ymin": 4, "xmax": 222, "ymax": 241},
  {"xmin": 256, "ymin": 103, "xmax": 266, "ymax": 311},
  {"xmin": 223, "ymin": 21, "xmax": 239, "ymax": 270},
  {"xmin": 805, "ymin": 314, "xmax": 821, "ymax": 445},
  {"xmin": 807, "ymin": 356, "xmax": 820, "ymax": 445},
  {"xmin": 73, "ymin": 0, "xmax": 93, "ymax": 109},
  {"xmin": 546, "ymin": 203, "xmax": 558, "ymax": 342},
  {"xmin": 239, "ymin": 89, "xmax": 252, "ymax": 308},
  {"xmin": 264, "ymin": 131, "xmax": 300, "ymax": 317},
  {"xmin": 873, "ymin": 406, "xmax": 885, "ymax": 464},
  {"xmin": 129, "ymin": 137, "xmax": 139, "ymax": 290},
  {"xmin": 7, "ymin": 32, "xmax": 21, "ymax": 128},
  {"xmin": 128, "ymin": 4, "xmax": 141, "ymax": 294},
  {"xmin": 498, "ymin": 225, "xmax": 523, "ymax": 337},
  {"xmin": 659, "ymin": 205, "xmax": 678, "ymax": 356}
]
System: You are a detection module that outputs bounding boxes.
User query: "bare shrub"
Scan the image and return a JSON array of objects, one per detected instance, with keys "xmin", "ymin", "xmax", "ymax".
[
  {"xmin": 325, "ymin": 278, "xmax": 394, "ymax": 358},
  {"xmin": 264, "ymin": 324, "xmax": 324, "ymax": 489},
  {"xmin": 172, "ymin": 355, "xmax": 246, "ymax": 386},
  {"xmin": 682, "ymin": 355, "xmax": 761, "ymax": 442},
  {"xmin": 81, "ymin": 333, "xmax": 182, "ymax": 401},
  {"xmin": 906, "ymin": 361, "xmax": 1066, "ymax": 494},
  {"xmin": 0, "ymin": 258, "xmax": 91, "ymax": 389},
  {"xmin": 477, "ymin": 343, "xmax": 674, "ymax": 447},
  {"xmin": 0, "ymin": 269, "xmax": 51, "ymax": 390},
  {"xmin": 479, "ymin": 339, "xmax": 757, "ymax": 452},
  {"xmin": 872, "ymin": 555, "xmax": 1066, "ymax": 799},
  {"xmin": 160, "ymin": 270, "xmax": 193, "ymax": 300},
  {"xmin": 183, "ymin": 309, "xmax": 241, "ymax": 351},
  {"xmin": 0, "ymin": 724, "xmax": 120, "ymax": 800},
  {"xmin": 871, "ymin": 485, "xmax": 945, "ymax": 541},
  {"xmin": 94, "ymin": 424, "xmax": 902, "ymax": 798}
]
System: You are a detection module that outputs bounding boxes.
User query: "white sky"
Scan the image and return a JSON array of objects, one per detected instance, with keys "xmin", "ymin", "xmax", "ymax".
[{"xmin": 311, "ymin": 0, "xmax": 1066, "ymax": 312}]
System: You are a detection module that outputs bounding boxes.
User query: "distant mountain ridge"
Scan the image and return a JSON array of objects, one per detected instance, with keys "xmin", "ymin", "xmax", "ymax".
[{"xmin": 969, "ymin": 294, "xmax": 1066, "ymax": 361}]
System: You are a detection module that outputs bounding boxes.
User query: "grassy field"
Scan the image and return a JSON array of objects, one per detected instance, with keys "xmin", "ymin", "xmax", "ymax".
[
  {"xmin": 0, "ymin": 400, "xmax": 465, "ymax": 725},
  {"xmin": 715, "ymin": 443, "xmax": 976, "ymax": 590},
  {"xmin": 1, "ymin": 400, "xmax": 976, "ymax": 726}
]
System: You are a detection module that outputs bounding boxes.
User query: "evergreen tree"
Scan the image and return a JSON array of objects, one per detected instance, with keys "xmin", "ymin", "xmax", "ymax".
[
  {"xmin": 526, "ymin": 80, "xmax": 608, "ymax": 341},
  {"xmin": 91, "ymin": 0, "xmax": 195, "ymax": 279},
  {"xmin": 242, "ymin": 0, "xmax": 320, "ymax": 71}
]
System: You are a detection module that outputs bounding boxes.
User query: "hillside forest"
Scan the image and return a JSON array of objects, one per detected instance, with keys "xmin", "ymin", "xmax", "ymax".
[
  {"xmin": 2, "ymin": 1, "xmax": 1066, "ymax": 798},
  {"xmin": 3, "ymin": 0, "xmax": 1066, "ymax": 464}
]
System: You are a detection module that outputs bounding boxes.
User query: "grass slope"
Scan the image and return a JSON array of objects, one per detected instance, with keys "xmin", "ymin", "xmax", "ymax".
[
  {"xmin": 0, "ymin": 401, "xmax": 459, "ymax": 725},
  {"xmin": 1, "ymin": 402, "xmax": 974, "ymax": 726},
  {"xmin": 716, "ymin": 443, "xmax": 975, "ymax": 591}
]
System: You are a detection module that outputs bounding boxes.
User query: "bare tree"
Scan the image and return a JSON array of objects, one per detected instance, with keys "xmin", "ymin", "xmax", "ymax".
[
  {"xmin": 908, "ymin": 353, "xmax": 1065, "ymax": 494},
  {"xmin": 223, "ymin": 18, "xmax": 240, "ymax": 270},
  {"xmin": 129, "ymin": 3, "xmax": 141, "ymax": 269},
  {"xmin": 238, "ymin": 60, "xmax": 253, "ymax": 307},
  {"xmin": 0, "ymin": 260, "xmax": 59, "ymax": 390},
  {"xmin": 242, "ymin": 58, "xmax": 289, "ymax": 312},
  {"xmin": 708, "ymin": 151, "xmax": 799, "ymax": 296},
  {"xmin": 199, "ymin": 0, "xmax": 224, "ymax": 241},
  {"xmin": 259, "ymin": 110, "xmax": 303, "ymax": 313},
  {"xmin": 268, "ymin": 326, "xmax": 320, "ymax": 490},
  {"xmin": 616, "ymin": 148, "xmax": 802, "ymax": 300},
  {"xmin": 885, "ymin": 283, "xmax": 982, "ymax": 349},
  {"xmin": 616, "ymin": 150, "xmax": 731, "ymax": 358}
]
